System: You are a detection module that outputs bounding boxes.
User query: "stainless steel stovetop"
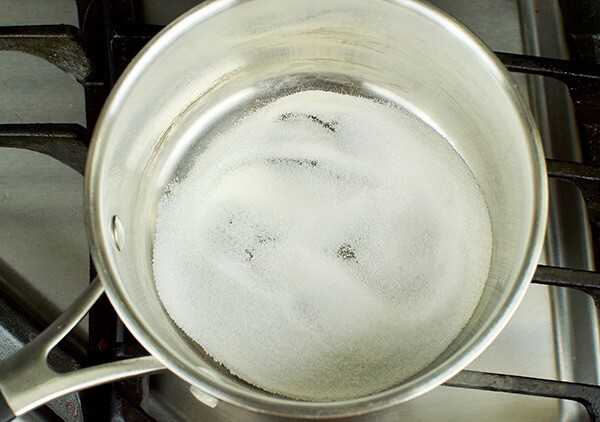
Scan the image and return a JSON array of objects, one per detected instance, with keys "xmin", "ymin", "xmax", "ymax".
[{"xmin": 0, "ymin": 0, "xmax": 598, "ymax": 421}]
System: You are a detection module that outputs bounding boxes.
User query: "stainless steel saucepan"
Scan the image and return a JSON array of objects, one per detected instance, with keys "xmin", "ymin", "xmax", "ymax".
[{"xmin": 0, "ymin": 0, "xmax": 548, "ymax": 420}]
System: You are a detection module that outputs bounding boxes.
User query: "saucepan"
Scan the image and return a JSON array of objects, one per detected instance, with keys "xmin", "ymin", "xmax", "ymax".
[{"xmin": 0, "ymin": 0, "xmax": 547, "ymax": 420}]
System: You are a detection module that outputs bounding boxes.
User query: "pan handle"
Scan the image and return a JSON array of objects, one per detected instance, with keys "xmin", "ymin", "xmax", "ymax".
[{"xmin": 0, "ymin": 278, "xmax": 165, "ymax": 421}]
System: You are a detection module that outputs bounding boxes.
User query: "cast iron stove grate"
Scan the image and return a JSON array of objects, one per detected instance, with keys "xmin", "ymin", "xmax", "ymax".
[{"xmin": 1, "ymin": 1, "xmax": 600, "ymax": 420}]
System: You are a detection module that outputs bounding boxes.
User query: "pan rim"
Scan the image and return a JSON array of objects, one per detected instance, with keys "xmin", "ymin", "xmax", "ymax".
[{"xmin": 84, "ymin": 0, "xmax": 549, "ymax": 418}]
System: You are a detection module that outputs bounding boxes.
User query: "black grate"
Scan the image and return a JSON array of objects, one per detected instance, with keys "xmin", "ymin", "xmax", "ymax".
[{"xmin": 1, "ymin": 1, "xmax": 600, "ymax": 421}]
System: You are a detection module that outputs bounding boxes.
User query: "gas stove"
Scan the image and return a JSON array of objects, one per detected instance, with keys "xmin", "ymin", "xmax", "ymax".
[{"xmin": 1, "ymin": 0, "xmax": 600, "ymax": 421}]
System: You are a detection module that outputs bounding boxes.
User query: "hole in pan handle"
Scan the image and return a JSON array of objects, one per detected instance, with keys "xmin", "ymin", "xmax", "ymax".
[{"xmin": 0, "ymin": 278, "xmax": 165, "ymax": 421}]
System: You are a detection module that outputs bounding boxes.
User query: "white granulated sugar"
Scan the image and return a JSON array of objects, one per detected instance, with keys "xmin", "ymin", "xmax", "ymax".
[{"xmin": 153, "ymin": 90, "xmax": 492, "ymax": 401}]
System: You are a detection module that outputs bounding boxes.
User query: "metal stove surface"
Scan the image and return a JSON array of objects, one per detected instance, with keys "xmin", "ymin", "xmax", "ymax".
[{"xmin": 0, "ymin": 1, "xmax": 598, "ymax": 421}]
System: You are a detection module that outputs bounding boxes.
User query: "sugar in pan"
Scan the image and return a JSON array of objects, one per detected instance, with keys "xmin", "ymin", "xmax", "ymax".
[{"xmin": 152, "ymin": 91, "xmax": 492, "ymax": 401}]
